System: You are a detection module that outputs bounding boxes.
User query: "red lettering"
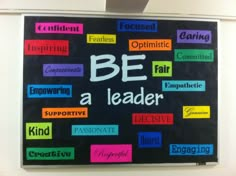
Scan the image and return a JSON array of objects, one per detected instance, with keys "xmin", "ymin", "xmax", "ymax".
[
  {"xmin": 132, "ymin": 113, "xmax": 173, "ymax": 125},
  {"xmin": 24, "ymin": 40, "xmax": 69, "ymax": 56}
]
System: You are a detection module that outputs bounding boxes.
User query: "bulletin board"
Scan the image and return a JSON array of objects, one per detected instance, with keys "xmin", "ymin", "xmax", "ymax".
[{"xmin": 22, "ymin": 15, "xmax": 218, "ymax": 166}]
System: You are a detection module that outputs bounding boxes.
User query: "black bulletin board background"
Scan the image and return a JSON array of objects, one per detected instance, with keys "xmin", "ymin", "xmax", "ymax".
[{"xmin": 22, "ymin": 15, "xmax": 218, "ymax": 166}]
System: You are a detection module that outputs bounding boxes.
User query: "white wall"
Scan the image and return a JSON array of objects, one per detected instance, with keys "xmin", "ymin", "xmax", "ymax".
[
  {"xmin": 1, "ymin": 0, "xmax": 236, "ymax": 17},
  {"xmin": 1, "ymin": 10, "xmax": 236, "ymax": 176}
]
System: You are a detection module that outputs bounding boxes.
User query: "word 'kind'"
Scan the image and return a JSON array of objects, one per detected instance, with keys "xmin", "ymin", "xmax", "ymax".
[{"xmin": 26, "ymin": 122, "xmax": 52, "ymax": 140}]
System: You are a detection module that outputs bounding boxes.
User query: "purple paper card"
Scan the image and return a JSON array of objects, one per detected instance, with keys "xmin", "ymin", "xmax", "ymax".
[
  {"xmin": 43, "ymin": 64, "xmax": 84, "ymax": 77},
  {"xmin": 177, "ymin": 30, "xmax": 212, "ymax": 44}
]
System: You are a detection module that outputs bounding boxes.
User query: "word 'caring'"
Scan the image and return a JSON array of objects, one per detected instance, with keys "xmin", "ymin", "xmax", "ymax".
[{"xmin": 177, "ymin": 30, "xmax": 212, "ymax": 44}]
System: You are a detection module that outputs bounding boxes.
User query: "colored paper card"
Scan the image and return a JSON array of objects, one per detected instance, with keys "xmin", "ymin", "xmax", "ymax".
[
  {"xmin": 169, "ymin": 144, "xmax": 214, "ymax": 156},
  {"xmin": 43, "ymin": 64, "xmax": 84, "ymax": 77},
  {"xmin": 174, "ymin": 49, "xmax": 214, "ymax": 62},
  {"xmin": 35, "ymin": 22, "xmax": 83, "ymax": 34},
  {"xmin": 117, "ymin": 20, "xmax": 158, "ymax": 32},
  {"xmin": 132, "ymin": 113, "xmax": 173, "ymax": 125},
  {"xmin": 42, "ymin": 107, "xmax": 88, "ymax": 119},
  {"xmin": 87, "ymin": 34, "xmax": 116, "ymax": 44},
  {"xmin": 27, "ymin": 84, "xmax": 72, "ymax": 98},
  {"xmin": 162, "ymin": 80, "xmax": 205, "ymax": 92},
  {"xmin": 71, "ymin": 125, "xmax": 119, "ymax": 136},
  {"xmin": 129, "ymin": 39, "xmax": 172, "ymax": 51},
  {"xmin": 26, "ymin": 147, "xmax": 75, "ymax": 160},
  {"xmin": 177, "ymin": 30, "xmax": 212, "ymax": 44},
  {"xmin": 24, "ymin": 40, "xmax": 69, "ymax": 56},
  {"xmin": 90, "ymin": 144, "xmax": 132, "ymax": 163},
  {"xmin": 138, "ymin": 132, "xmax": 162, "ymax": 148},
  {"xmin": 152, "ymin": 61, "xmax": 172, "ymax": 77},
  {"xmin": 26, "ymin": 122, "xmax": 52, "ymax": 140},
  {"xmin": 183, "ymin": 106, "xmax": 210, "ymax": 119}
]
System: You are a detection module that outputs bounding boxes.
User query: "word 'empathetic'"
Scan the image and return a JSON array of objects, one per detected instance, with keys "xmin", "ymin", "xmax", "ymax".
[{"xmin": 162, "ymin": 80, "xmax": 205, "ymax": 92}]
